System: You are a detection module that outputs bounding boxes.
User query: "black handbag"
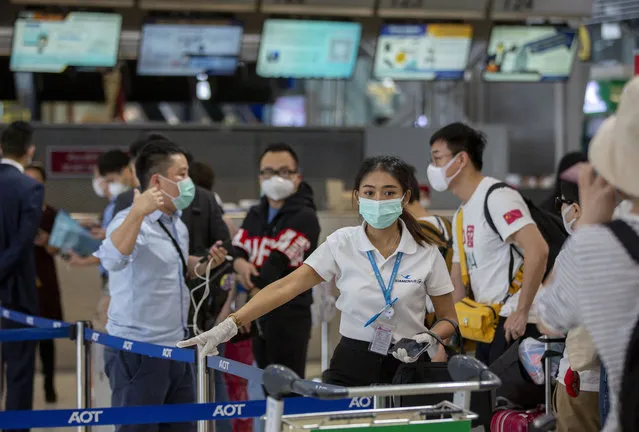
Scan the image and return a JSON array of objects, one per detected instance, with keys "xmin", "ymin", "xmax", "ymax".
[
  {"xmin": 391, "ymin": 319, "xmax": 492, "ymax": 430},
  {"xmin": 392, "ymin": 318, "xmax": 464, "ymax": 407}
]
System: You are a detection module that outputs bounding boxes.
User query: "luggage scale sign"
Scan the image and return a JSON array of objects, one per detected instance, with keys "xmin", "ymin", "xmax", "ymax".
[
  {"xmin": 260, "ymin": 0, "xmax": 376, "ymax": 16},
  {"xmin": 139, "ymin": 0, "xmax": 257, "ymax": 12},
  {"xmin": 46, "ymin": 146, "xmax": 126, "ymax": 178},
  {"xmin": 491, "ymin": 0, "xmax": 594, "ymax": 19},
  {"xmin": 377, "ymin": 0, "xmax": 488, "ymax": 19}
]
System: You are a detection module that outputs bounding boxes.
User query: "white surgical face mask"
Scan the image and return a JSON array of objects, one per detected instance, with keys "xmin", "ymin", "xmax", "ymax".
[
  {"xmin": 427, "ymin": 154, "xmax": 462, "ymax": 192},
  {"xmin": 261, "ymin": 176, "xmax": 296, "ymax": 201},
  {"xmin": 562, "ymin": 205, "xmax": 577, "ymax": 235},
  {"xmin": 108, "ymin": 182, "xmax": 129, "ymax": 199},
  {"xmin": 92, "ymin": 177, "xmax": 106, "ymax": 198}
]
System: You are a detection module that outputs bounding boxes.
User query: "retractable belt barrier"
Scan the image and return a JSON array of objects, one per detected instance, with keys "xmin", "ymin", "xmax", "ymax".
[
  {"xmin": 0, "ymin": 306, "xmax": 70, "ymax": 328},
  {"xmin": 0, "ymin": 305, "xmax": 367, "ymax": 430},
  {"xmin": 83, "ymin": 328, "xmax": 196, "ymax": 363},
  {"xmin": 0, "ymin": 397, "xmax": 371, "ymax": 429},
  {"xmin": 0, "ymin": 327, "xmax": 70, "ymax": 342},
  {"xmin": 208, "ymin": 355, "xmax": 265, "ymax": 384}
]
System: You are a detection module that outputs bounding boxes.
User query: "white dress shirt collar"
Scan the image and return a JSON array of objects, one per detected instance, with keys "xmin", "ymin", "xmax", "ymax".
[
  {"xmin": 355, "ymin": 219, "xmax": 418, "ymax": 255},
  {"xmin": 1, "ymin": 158, "xmax": 24, "ymax": 173}
]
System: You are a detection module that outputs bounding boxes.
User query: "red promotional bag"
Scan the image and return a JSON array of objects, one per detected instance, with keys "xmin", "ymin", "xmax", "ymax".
[{"xmin": 490, "ymin": 407, "xmax": 545, "ymax": 432}]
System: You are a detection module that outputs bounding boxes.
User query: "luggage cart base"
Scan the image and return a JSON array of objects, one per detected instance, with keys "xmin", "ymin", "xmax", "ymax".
[{"xmin": 268, "ymin": 402, "xmax": 477, "ymax": 432}]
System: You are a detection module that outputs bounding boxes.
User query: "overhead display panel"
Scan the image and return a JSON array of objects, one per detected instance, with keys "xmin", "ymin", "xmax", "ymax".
[
  {"xmin": 137, "ymin": 22, "xmax": 243, "ymax": 76},
  {"xmin": 139, "ymin": 0, "xmax": 257, "ymax": 12},
  {"xmin": 11, "ymin": 0, "xmax": 133, "ymax": 6},
  {"xmin": 483, "ymin": 26, "xmax": 578, "ymax": 82},
  {"xmin": 374, "ymin": 24, "xmax": 472, "ymax": 80},
  {"xmin": 257, "ymin": 19, "xmax": 361, "ymax": 79},
  {"xmin": 260, "ymin": 0, "xmax": 376, "ymax": 17},
  {"xmin": 10, "ymin": 11, "xmax": 122, "ymax": 73},
  {"xmin": 491, "ymin": 0, "xmax": 594, "ymax": 20},
  {"xmin": 377, "ymin": 0, "xmax": 488, "ymax": 19}
]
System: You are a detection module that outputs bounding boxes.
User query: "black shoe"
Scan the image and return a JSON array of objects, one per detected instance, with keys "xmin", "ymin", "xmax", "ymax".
[{"xmin": 44, "ymin": 383, "xmax": 57, "ymax": 404}]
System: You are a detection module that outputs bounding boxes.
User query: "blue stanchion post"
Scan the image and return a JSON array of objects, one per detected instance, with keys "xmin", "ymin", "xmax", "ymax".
[
  {"xmin": 73, "ymin": 321, "xmax": 92, "ymax": 432},
  {"xmin": 197, "ymin": 346, "xmax": 210, "ymax": 432}
]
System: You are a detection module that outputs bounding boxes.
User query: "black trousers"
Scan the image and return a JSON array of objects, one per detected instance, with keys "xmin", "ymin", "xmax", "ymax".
[
  {"xmin": 2, "ymin": 318, "xmax": 36, "ymax": 432},
  {"xmin": 253, "ymin": 308, "xmax": 312, "ymax": 378},
  {"xmin": 323, "ymin": 337, "xmax": 402, "ymax": 386},
  {"xmin": 476, "ymin": 316, "xmax": 541, "ymax": 366},
  {"xmin": 39, "ymin": 339, "xmax": 55, "ymax": 386}
]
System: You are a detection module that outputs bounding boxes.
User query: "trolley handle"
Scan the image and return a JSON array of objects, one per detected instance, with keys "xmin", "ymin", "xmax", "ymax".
[{"xmin": 263, "ymin": 355, "xmax": 501, "ymax": 401}]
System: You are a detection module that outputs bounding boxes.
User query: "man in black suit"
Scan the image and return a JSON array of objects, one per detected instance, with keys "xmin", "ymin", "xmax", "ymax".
[{"xmin": 0, "ymin": 121, "xmax": 44, "ymax": 430}]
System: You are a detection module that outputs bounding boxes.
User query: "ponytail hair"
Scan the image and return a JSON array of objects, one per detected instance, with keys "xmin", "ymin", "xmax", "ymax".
[
  {"xmin": 400, "ymin": 209, "xmax": 434, "ymax": 246},
  {"xmin": 353, "ymin": 155, "xmax": 434, "ymax": 247}
]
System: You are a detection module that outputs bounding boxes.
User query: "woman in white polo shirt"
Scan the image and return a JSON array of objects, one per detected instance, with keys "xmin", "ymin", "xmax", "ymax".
[{"xmin": 179, "ymin": 156, "xmax": 458, "ymax": 386}]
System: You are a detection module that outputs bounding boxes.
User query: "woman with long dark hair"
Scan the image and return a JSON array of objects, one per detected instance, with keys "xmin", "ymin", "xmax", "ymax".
[{"xmin": 179, "ymin": 156, "xmax": 458, "ymax": 386}]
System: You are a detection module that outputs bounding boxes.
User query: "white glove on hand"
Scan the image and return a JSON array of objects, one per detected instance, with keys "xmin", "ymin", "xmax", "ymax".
[
  {"xmin": 177, "ymin": 317, "xmax": 238, "ymax": 357},
  {"xmin": 392, "ymin": 332, "xmax": 440, "ymax": 364}
]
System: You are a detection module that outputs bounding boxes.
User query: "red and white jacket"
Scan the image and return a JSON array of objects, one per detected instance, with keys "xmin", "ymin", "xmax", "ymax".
[{"xmin": 232, "ymin": 182, "xmax": 320, "ymax": 314}]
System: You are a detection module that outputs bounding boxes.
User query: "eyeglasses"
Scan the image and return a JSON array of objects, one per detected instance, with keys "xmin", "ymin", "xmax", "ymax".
[
  {"xmin": 428, "ymin": 152, "xmax": 457, "ymax": 167},
  {"xmin": 555, "ymin": 196, "xmax": 575, "ymax": 212},
  {"xmin": 259, "ymin": 168, "xmax": 298, "ymax": 178}
]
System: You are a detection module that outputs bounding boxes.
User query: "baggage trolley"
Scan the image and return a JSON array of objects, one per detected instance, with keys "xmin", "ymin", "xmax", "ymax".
[{"xmin": 262, "ymin": 355, "xmax": 501, "ymax": 432}]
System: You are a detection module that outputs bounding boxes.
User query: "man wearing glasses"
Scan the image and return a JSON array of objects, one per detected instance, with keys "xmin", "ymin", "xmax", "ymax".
[
  {"xmin": 232, "ymin": 142, "xmax": 320, "ymax": 378},
  {"xmin": 426, "ymin": 123, "xmax": 549, "ymax": 366}
]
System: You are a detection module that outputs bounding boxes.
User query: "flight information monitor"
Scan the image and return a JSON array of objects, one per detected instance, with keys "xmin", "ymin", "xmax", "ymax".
[
  {"xmin": 10, "ymin": 11, "xmax": 122, "ymax": 73},
  {"xmin": 137, "ymin": 22, "xmax": 243, "ymax": 76},
  {"xmin": 483, "ymin": 26, "xmax": 578, "ymax": 82},
  {"xmin": 257, "ymin": 19, "xmax": 361, "ymax": 79},
  {"xmin": 374, "ymin": 24, "xmax": 473, "ymax": 80}
]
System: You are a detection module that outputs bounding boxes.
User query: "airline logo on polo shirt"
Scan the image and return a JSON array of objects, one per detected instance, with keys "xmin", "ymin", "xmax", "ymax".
[
  {"xmin": 503, "ymin": 209, "xmax": 523, "ymax": 225},
  {"xmin": 395, "ymin": 274, "xmax": 423, "ymax": 284}
]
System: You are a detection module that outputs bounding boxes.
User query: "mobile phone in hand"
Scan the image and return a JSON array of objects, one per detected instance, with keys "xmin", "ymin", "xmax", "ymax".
[{"xmin": 390, "ymin": 338, "xmax": 428, "ymax": 359}]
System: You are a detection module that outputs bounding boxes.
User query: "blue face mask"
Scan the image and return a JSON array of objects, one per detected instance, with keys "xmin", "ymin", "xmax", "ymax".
[
  {"xmin": 160, "ymin": 175, "xmax": 196, "ymax": 211},
  {"xmin": 358, "ymin": 196, "xmax": 404, "ymax": 229}
]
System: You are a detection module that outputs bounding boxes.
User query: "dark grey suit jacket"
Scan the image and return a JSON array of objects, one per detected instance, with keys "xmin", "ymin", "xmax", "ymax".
[{"xmin": 0, "ymin": 164, "xmax": 44, "ymax": 313}]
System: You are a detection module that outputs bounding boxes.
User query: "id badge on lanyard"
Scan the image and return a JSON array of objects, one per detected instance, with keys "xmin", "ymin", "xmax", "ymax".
[{"xmin": 365, "ymin": 251, "xmax": 403, "ymax": 355}]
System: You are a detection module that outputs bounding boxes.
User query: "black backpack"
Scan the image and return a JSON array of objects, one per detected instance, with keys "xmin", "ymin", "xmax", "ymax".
[
  {"xmin": 484, "ymin": 182, "xmax": 568, "ymax": 282},
  {"xmin": 608, "ymin": 220, "xmax": 639, "ymax": 432}
]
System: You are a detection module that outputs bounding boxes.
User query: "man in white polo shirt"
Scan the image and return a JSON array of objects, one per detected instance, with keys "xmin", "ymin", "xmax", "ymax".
[{"xmin": 427, "ymin": 123, "xmax": 549, "ymax": 365}]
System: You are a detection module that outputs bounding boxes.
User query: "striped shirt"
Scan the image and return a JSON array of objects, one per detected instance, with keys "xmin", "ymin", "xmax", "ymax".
[{"xmin": 537, "ymin": 214, "xmax": 639, "ymax": 432}]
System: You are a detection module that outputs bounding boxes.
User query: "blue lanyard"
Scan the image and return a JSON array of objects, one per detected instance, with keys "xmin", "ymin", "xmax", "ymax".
[{"xmin": 366, "ymin": 251, "xmax": 403, "ymax": 305}]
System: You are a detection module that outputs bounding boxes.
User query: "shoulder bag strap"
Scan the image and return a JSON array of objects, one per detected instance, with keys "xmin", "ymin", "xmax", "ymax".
[
  {"xmin": 431, "ymin": 317, "xmax": 465, "ymax": 355},
  {"xmin": 454, "ymin": 209, "xmax": 470, "ymax": 289},
  {"xmin": 483, "ymin": 182, "xmax": 512, "ymax": 241},
  {"xmin": 607, "ymin": 219, "xmax": 639, "ymax": 264},
  {"xmin": 157, "ymin": 219, "xmax": 189, "ymax": 282},
  {"xmin": 483, "ymin": 182, "xmax": 525, "ymax": 303}
]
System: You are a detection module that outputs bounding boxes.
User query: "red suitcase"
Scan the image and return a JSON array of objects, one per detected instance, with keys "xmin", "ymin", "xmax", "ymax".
[
  {"xmin": 490, "ymin": 407, "xmax": 545, "ymax": 432},
  {"xmin": 490, "ymin": 337, "xmax": 563, "ymax": 432}
]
